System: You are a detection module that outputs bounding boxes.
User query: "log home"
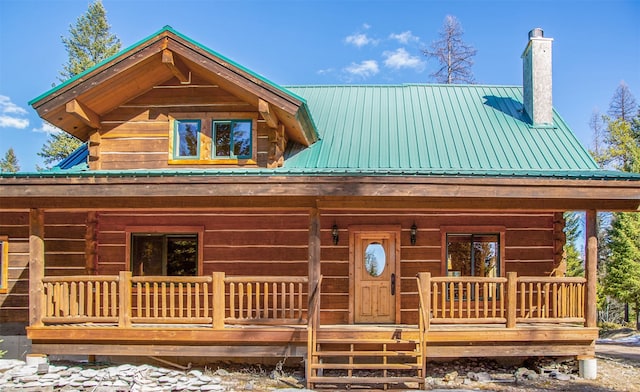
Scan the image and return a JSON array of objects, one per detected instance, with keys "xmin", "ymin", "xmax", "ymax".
[{"xmin": 1, "ymin": 26, "xmax": 639, "ymax": 389}]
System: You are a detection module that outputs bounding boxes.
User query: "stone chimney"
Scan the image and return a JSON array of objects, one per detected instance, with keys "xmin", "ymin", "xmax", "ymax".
[{"xmin": 522, "ymin": 28, "xmax": 553, "ymax": 126}]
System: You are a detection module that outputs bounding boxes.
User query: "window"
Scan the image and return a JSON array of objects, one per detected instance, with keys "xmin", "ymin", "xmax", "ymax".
[
  {"xmin": 0, "ymin": 236, "xmax": 8, "ymax": 293},
  {"xmin": 169, "ymin": 115, "xmax": 256, "ymax": 164},
  {"xmin": 173, "ymin": 119, "xmax": 201, "ymax": 159},
  {"xmin": 127, "ymin": 228, "xmax": 203, "ymax": 276},
  {"xmin": 446, "ymin": 234, "xmax": 500, "ymax": 278},
  {"xmin": 213, "ymin": 120, "xmax": 252, "ymax": 159}
]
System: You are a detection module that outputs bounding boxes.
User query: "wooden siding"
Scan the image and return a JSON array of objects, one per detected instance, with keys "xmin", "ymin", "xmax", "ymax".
[
  {"xmin": 95, "ymin": 76, "xmax": 281, "ymax": 170},
  {"xmin": 319, "ymin": 211, "xmax": 560, "ymax": 325},
  {"xmin": 1, "ymin": 209, "xmax": 561, "ymax": 325},
  {"xmin": 0, "ymin": 211, "xmax": 88, "ymax": 323},
  {"xmin": 95, "ymin": 211, "xmax": 310, "ymax": 277}
]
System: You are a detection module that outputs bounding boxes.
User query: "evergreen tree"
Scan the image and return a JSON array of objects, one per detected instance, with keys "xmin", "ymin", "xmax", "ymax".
[
  {"xmin": 59, "ymin": 0, "xmax": 121, "ymax": 81},
  {"xmin": 39, "ymin": 1, "xmax": 120, "ymax": 168},
  {"xmin": 564, "ymin": 212, "xmax": 584, "ymax": 277},
  {"xmin": 0, "ymin": 148, "xmax": 20, "ymax": 173},
  {"xmin": 37, "ymin": 132, "xmax": 83, "ymax": 168},
  {"xmin": 603, "ymin": 212, "xmax": 640, "ymax": 329},
  {"xmin": 599, "ymin": 117, "xmax": 640, "ymax": 172},
  {"xmin": 423, "ymin": 15, "xmax": 477, "ymax": 84}
]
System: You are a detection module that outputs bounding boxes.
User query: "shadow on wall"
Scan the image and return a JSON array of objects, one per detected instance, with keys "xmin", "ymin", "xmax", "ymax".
[{"xmin": 1, "ymin": 265, "xmax": 32, "ymax": 360}]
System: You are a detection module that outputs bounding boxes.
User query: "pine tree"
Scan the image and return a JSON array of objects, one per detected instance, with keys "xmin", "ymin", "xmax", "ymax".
[
  {"xmin": 37, "ymin": 132, "xmax": 83, "ymax": 168},
  {"xmin": 423, "ymin": 15, "xmax": 477, "ymax": 84},
  {"xmin": 39, "ymin": 1, "xmax": 120, "ymax": 168},
  {"xmin": 603, "ymin": 212, "xmax": 640, "ymax": 329},
  {"xmin": 0, "ymin": 148, "xmax": 20, "ymax": 173},
  {"xmin": 59, "ymin": 0, "xmax": 121, "ymax": 81},
  {"xmin": 564, "ymin": 212, "xmax": 584, "ymax": 277}
]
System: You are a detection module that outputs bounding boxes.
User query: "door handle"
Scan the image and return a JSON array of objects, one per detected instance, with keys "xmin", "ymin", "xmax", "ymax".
[{"xmin": 391, "ymin": 273, "xmax": 396, "ymax": 296}]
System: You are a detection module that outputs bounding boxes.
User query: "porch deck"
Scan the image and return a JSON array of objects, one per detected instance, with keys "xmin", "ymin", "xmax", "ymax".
[
  {"xmin": 27, "ymin": 273, "xmax": 596, "ymax": 388},
  {"xmin": 28, "ymin": 272, "xmax": 595, "ymax": 358}
]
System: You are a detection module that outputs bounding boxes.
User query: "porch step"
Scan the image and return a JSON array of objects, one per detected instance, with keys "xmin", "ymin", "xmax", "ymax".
[
  {"xmin": 315, "ymin": 338, "xmax": 419, "ymax": 344},
  {"xmin": 308, "ymin": 332, "xmax": 425, "ymax": 390},
  {"xmin": 312, "ymin": 363, "xmax": 422, "ymax": 370},
  {"xmin": 307, "ymin": 375, "xmax": 422, "ymax": 385}
]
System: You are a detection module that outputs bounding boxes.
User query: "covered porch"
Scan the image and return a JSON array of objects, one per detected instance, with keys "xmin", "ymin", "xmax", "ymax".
[
  {"xmin": 4, "ymin": 173, "xmax": 635, "ymax": 389},
  {"xmin": 26, "ymin": 269, "xmax": 597, "ymax": 388}
]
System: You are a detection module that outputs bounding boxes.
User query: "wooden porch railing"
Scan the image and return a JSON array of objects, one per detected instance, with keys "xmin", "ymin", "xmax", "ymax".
[
  {"xmin": 40, "ymin": 272, "xmax": 309, "ymax": 328},
  {"xmin": 416, "ymin": 272, "xmax": 586, "ymax": 328}
]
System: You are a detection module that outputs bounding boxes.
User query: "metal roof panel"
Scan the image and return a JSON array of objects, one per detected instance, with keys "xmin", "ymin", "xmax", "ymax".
[{"xmin": 285, "ymin": 84, "xmax": 600, "ymax": 172}]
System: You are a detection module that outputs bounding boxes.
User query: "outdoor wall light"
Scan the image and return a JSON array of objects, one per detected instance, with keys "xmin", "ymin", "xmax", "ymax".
[
  {"xmin": 410, "ymin": 223, "xmax": 417, "ymax": 245},
  {"xmin": 332, "ymin": 224, "xmax": 339, "ymax": 245}
]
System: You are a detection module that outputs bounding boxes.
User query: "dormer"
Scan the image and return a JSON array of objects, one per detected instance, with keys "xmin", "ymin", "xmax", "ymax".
[{"xmin": 29, "ymin": 26, "xmax": 319, "ymax": 170}]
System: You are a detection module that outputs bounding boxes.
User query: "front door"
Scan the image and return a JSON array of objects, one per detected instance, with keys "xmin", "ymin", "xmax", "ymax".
[{"xmin": 352, "ymin": 229, "xmax": 399, "ymax": 323}]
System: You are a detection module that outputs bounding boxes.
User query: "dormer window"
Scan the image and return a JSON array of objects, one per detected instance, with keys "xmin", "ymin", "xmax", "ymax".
[
  {"xmin": 169, "ymin": 114, "xmax": 257, "ymax": 165},
  {"xmin": 174, "ymin": 119, "xmax": 201, "ymax": 159},
  {"xmin": 213, "ymin": 120, "xmax": 252, "ymax": 159}
]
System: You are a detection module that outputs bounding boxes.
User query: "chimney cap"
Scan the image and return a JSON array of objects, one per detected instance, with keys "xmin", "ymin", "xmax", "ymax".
[{"xmin": 529, "ymin": 28, "xmax": 544, "ymax": 39}]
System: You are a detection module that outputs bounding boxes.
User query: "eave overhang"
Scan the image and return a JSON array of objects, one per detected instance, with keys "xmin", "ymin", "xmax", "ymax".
[
  {"xmin": 29, "ymin": 26, "xmax": 319, "ymax": 146},
  {"xmin": 1, "ymin": 175, "xmax": 638, "ymax": 212}
]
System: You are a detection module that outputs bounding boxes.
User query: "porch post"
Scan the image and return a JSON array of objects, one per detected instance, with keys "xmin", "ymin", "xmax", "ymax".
[
  {"xmin": 29, "ymin": 208, "xmax": 45, "ymax": 327},
  {"xmin": 85, "ymin": 212, "xmax": 98, "ymax": 275},
  {"xmin": 585, "ymin": 210, "xmax": 598, "ymax": 328},
  {"xmin": 506, "ymin": 272, "xmax": 517, "ymax": 328},
  {"xmin": 308, "ymin": 207, "xmax": 321, "ymax": 310}
]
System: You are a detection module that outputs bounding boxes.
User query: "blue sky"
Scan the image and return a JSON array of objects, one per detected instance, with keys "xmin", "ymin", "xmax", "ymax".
[{"xmin": 1, "ymin": 0, "xmax": 638, "ymax": 171}]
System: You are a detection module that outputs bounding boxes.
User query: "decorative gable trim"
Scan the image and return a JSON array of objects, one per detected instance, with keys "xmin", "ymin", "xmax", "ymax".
[{"xmin": 30, "ymin": 26, "xmax": 318, "ymax": 147}]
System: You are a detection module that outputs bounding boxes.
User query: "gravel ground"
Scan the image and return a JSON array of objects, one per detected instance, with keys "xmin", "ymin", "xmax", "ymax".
[{"xmin": 0, "ymin": 331, "xmax": 638, "ymax": 391}]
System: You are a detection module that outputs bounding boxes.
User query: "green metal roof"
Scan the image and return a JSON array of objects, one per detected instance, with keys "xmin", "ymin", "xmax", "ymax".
[
  {"xmin": 3, "ymin": 168, "xmax": 639, "ymax": 180},
  {"xmin": 283, "ymin": 84, "xmax": 599, "ymax": 172}
]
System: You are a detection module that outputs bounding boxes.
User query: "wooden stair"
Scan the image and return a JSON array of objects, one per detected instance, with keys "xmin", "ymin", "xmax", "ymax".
[{"xmin": 308, "ymin": 331, "xmax": 425, "ymax": 389}]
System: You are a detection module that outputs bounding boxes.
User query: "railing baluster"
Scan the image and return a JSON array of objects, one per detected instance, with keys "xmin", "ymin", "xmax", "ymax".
[
  {"xmin": 281, "ymin": 282, "xmax": 286, "ymax": 318},
  {"xmin": 254, "ymin": 282, "xmax": 260, "ymax": 319},
  {"xmin": 187, "ymin": 282, "xmax": 192, "ymax": 318},
  {"xmin": 431, "ymin": 282, "xmax": 438, "ymax": 319},
  {"xmin": 272, "ymin": 283, "xmax": 277, "ymax": 319},
  {"xmin": 195, "ymin": 282, "xmax": 200, "ymax": 318},
  {"xmin": 289, "ymin": 282, "xmax": 295, "ymax": 319},
  {"xmin": 239, "ymin": 283, "xmax": 244, "ymax": 319},
  {"xmin": 161, "ymin": 283, "xmax": 167, "ymax": 318}
]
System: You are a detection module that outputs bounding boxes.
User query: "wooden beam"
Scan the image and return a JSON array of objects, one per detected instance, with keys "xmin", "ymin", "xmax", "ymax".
[
  {"xmin": 31, "ymin": 343, "xmax": 307, "ymax": 358},
  {"xmin": 84, "ymin": 211, "xmax": 97, "ymax": 274},
  {"xmin": 259, "ymin": 99, "xmax": 279, "ymax": 128},
  {"xmin": 162, "ymin": 49, "xmax": 190, "ymax": 84},
  {"xmin": 585, "ymin": 210, "xmax": 598, "ymax": 328},
  {"xmin": 65, "ymin": 99, "xmax": 101, "ymax": 129},
  {"xmin": 29, "ymin": 208, "xmax": 45, "ymax": 327},
  {"xmin": 308, "ymin": 207, "xmax": 321, "ymax": 307}
]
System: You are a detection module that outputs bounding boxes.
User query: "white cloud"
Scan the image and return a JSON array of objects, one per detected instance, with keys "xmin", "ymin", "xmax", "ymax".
[
  {"xmin": 33, "ymin": 122, "xmax": 61, "ymax": 134},
  {"xmin": 317, "ymin": 67, "xmax": 335, "ymax": 75},
  {"xmin": 0, "ymin": 95, "xmax": 29, "ymax": 129},
  {"xmin": 345, "ymin": 33, "xmax": 378, "ymax": 48},
  {"xmin": 383, "ymin": 48, "xmax": 426, "ymax": 71},
  {"xmin": 389, "ymin": 31, "xmax": 419, "ymax": 44},
  {"xmin": 0, "ymin": 115, "xmax": 29, "ymax": 129},
  {"xmin": 344, "ymin": 60, "xmax": 379, "ymax": 79}
]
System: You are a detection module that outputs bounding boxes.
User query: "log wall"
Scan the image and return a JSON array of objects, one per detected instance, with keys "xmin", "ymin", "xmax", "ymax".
[
  {"xmin": 0, "ymin": 211, "xmax": 88, "ymax": 323},
  {"xmin": 95, "ymin": 211, "xmax": 310, "ymax": 277},
  {"xmin": 95, "ymin": 77, "xmax": 279, "ymax": 170},
  {"xmin": 0, "ymin": 209, "xmax": 561, "ymax": 325},
  {"xmin": 319, "ymin": 211, "xmax": 560, "ymax": 325}
]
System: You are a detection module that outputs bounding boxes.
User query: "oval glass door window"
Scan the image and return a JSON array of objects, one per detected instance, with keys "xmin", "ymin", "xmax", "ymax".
[{"xmin": 364, "ymin": 242, "xmax": 386, "ymax": 277}]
